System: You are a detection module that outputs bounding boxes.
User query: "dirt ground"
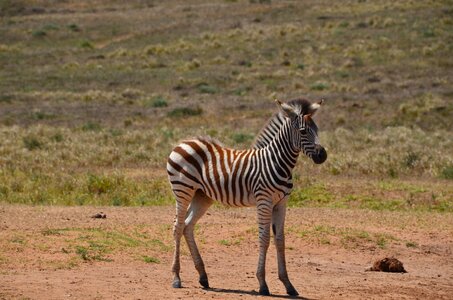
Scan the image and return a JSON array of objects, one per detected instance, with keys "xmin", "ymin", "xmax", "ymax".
[{"xmin": 0, "ymin": 204, "xmax": 452, "ymax": 300}]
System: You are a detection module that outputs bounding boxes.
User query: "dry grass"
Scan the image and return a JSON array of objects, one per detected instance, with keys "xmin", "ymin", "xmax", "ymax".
[{"xmin": 0, "ymin": 0, "xmax": 452, "ymax": 208}]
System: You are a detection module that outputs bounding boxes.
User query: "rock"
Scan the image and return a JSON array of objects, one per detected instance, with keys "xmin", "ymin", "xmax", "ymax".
[
  {"xmin": 91, "ymin": 212, "xmax": 106, "ymax": 219},
  {"xmin": 366, "ymin": 257, "xmax": 407, "ymax": 273}
]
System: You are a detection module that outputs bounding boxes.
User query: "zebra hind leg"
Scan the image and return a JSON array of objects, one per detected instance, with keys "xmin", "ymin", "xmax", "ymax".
[
  {"xmin": 171, "ymin": 188, "xmax": 194, "ymax": 289},
  {"xmin": 183, "ymin": 190, "xmax": 213, "ymax": 289}
]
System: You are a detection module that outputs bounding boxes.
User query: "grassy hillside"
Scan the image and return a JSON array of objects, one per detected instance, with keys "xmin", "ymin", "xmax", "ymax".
[{"xmin": 0, "ymin": 0, "xmax": 452, "ymax": 208}]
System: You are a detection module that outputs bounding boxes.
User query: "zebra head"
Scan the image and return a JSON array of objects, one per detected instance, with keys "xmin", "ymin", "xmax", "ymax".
[{"xmin": 276, "ymin": 99, "xmax": 327, "ymax": 164}]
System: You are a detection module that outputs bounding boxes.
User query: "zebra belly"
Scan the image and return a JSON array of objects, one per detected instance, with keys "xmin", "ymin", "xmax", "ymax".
[{"xmin": 200, "ymin": 179, "xmax": 257, "ymax": 207}]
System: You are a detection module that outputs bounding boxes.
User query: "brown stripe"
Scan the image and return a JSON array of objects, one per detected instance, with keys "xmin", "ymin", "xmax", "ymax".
[
  {"xmin": 238, "ymin": 150, "xmax": 252, "ymax": 206},
  {"xmin": 186, "ymin": 141, "xmax": 216, "ymax": 200},
  {"xmin": 230, "ymin": 150, "xmax": 244, "ymax": 205},
  {"xmin": 213, "ymin": 143, "xmax": 229, "ymax": 204},
  {"xmin": 167, "ymin": 157, "xmax": 201, "ymax": 186},
  {"xmin": 172, "ymin": 146, "xmax": 203, "ymax": 177},
  {"xmin": 200, "ymin": 140, "xmax": 222, "ymax": 201},
  {"xmin": 170, "ymin": 180, "xmax": 194, "ymax": 190}
]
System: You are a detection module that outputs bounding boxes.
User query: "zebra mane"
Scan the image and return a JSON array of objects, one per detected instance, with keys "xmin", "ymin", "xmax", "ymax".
[
  {"xmin": 194, "ymin": 136, "xmax": 225, "ymax": 147},
  {"xmin": 252, "ymin": 98, "xmax": 312, "ymax": 149}
]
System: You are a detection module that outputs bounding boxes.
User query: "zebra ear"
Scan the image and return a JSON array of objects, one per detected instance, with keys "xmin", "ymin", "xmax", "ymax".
[
  {"xmin": 275, "ymin": 99, "xmax": 298, "ymax": 119},
  {"xmin": 306, "ymin": 99, "xmax": 324, "ymax": 117}
]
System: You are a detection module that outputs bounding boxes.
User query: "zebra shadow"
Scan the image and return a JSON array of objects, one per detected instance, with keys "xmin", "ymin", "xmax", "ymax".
[{"xmin": 205, "ymin": 287, "xmax": 313, "ymax": 299}]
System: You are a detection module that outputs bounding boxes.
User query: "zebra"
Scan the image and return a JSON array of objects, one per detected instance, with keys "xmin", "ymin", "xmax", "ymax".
[{"xmin": 166, "ymin": 98, "xmax": 327, "ymax": 296}]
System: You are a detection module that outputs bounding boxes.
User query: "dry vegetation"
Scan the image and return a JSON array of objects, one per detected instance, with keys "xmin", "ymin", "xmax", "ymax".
[{"xmin": 0, "ymin": 1, "xmax": 452, "ymax": 204}]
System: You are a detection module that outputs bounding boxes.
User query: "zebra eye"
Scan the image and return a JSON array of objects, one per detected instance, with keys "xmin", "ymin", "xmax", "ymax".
[{"xmin": 300, "ymin": 127, "xmax": 307, "ymax": 135}]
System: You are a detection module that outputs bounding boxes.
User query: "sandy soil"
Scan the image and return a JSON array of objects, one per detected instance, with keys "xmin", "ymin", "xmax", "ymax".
[{"xmin": 0, "ymin": 204, "xmax": 452, "ymax": 299}]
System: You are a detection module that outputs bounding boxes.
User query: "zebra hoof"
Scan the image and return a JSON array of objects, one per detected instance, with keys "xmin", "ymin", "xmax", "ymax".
[
  {"xmin": 287, "ymin": 288, "xmax": 299, "ymax": 296},
  {"xmin": 172, "ymin": 280, "xmax": 182, "ymax": 288},
  {"xmin": 259, "ymin": 285, "xmax": 270, "ymax": 296},
  {"xmin": 199, "ymin": 276, "xmax": 210, "ymax": 288}
]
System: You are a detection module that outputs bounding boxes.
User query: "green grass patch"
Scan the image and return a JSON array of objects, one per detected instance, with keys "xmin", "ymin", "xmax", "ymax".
[
  {"xmin": 405, "ymin": 241, "xmax": 418, "ymax": 248},
  {"xmin": 142, "ymin": 255, "xmax": 160, "ymax": 263},
  {"xmin": 289, "ymin": 184, "xmax": 334, "ymax": 207},
  {"xmin": 310, "ymin": 82, "xmax": 329, "ymax": 91}
]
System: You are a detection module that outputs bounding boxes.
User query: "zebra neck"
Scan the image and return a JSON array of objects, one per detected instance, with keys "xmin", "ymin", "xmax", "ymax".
[
  {"xmin": 265, "ymin": 119, "xmax": 299, "ymax": 173},
  {"xmin": 253, "ymin": 113, "xmax": 285, "ymax": 149}
]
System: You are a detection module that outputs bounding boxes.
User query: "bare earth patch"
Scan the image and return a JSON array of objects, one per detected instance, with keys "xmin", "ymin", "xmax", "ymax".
[{"xmin": 0, "ymin": 204, "xmax": 452, "ymax": 299}]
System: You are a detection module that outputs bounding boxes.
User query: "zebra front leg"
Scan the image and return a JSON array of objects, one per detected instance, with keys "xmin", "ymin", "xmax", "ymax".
[
  {"xmin": 183, "ymin": 191, "xmax": 213, "ymax": 289},
  {"xmin": 256, "ymin": 199, "xmax": 273, "ymax": 295},
  {"xmin": 171, "ymin": 194, "xmax": 192, "ymax": 288},
  {"xmin": 272, "ymin": 201, "xmax": 298, "ymax": 296}
]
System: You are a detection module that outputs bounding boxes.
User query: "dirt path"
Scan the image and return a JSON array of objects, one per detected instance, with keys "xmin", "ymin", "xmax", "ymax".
[{"xmin": 1, "ymin": 205, "xmax": 452, "ymax": 299}]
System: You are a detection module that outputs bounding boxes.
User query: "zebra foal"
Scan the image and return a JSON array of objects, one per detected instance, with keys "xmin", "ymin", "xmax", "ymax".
[{"xmin": 167, "ymin": 98, "xmax": 327, "ymax": 296}]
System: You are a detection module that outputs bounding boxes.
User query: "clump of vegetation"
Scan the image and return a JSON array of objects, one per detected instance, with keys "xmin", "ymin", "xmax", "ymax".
[
  {"xmin": 81, "ymin": 121, "xmax": 102, "ymax": 132},
  {"xmin": 32, "ymin": 30, "xmax": 47, "ymax": 38},
  {"xmin": 310, "ymin": 82, "xmax": 329, "ymax": 91},
  {"xmin": 167, "ymin": 107, "xmax": 203, "ymax": 117},
  {"xmin": 440, "ymin": 166, "xmax": 453, "ymax": 180},
  {"xmin": 197, "ymin": 83, "xmax": 219, "ymax": 94},
  {"xmin": 80, "ymin": 40, "xmax": 94, "ymax": 49},
  {"xmin": 23, "ymin": 136, "xmax": 43, "ymax": 150},
  {"xmin": 144, "ymin": 96, "xmax": 168, "ymax": 108},
  {"xmin": 68, "ymin": 23, "xmax": 81, "ymax": 32},
  {"xmin": 86, "ymin": 174, "xmax": 121, "ymax": 195},
  {"xmin": 142, "ymin": 255, "xmax": 160, "ymax": 263},
  {"xmin": 231, "ymin": 132, "xmax": 253, "ymax": 144}
]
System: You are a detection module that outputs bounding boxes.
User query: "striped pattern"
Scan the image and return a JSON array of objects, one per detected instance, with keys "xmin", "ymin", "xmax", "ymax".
[
  {"xmin": 253, "ymin": 98, "xmax": 316, "ymax": 149},
  {"xmin": 167, "ymin": 99, "xmax": 325, "ymax": 296}
]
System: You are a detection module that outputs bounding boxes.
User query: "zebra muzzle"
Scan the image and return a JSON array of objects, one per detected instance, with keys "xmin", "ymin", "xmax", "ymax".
[{"xmin": 312, "ymin": 145, "xmax": 327, "ymax": 164}]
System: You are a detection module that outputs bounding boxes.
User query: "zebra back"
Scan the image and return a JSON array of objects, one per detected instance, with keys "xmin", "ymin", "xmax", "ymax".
[{"xmin": 252, "ymin": 98, "xmax": 312, "ymax": 149}]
